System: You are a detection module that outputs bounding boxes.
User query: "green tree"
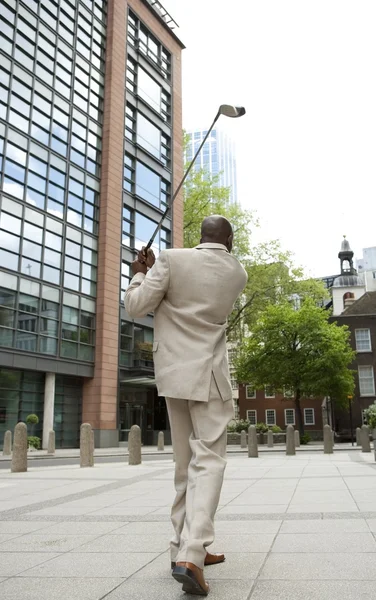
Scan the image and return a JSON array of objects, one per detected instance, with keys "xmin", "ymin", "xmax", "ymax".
[
  {"xmin": 236, "ymin": 299, "xmax": 355, "ymax": 435},
  {"xmin": 182, "ymin": 137, "xmax": 328, "ymax": 341}
]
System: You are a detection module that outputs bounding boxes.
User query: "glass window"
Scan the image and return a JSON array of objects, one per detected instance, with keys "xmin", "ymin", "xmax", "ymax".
[
  {"xmin": 23, "ymin": 223, "xmax": 43, "ymax": 244},
  {"xmin": 22, "ymin": 240, "xmax": 42, "ymax": 262},
  {"xmin": 304, "ymin": 408, "xmax": 315, "ymax": 425},
  {"xmin": 42, "ymin": 265, "xmax": 60, "ymax": 285},
  {"xmin": 65, "ymin": 257, "xmax": 80, "ymax": 275},
  {"xmin": 44, "ymin": 248, "xmax": 61, "ymax": 268},
  {"xmin": 138, "ymin": 68, "xmax": 160, "ymax": 113},
  {"xmin": 0, "ymin": 288, "xmax": 17, "ymax": 308},
  {"xmin": 45, "ymin": 231, "xmax": 62, "ymax": 251},
  {"xmin": 0, "ymin": 213, "xmax": 21, "ymax": 236},
  {"xmin": 39, "ymin": 336, "xmax": 57, "ymax": 354},
  {"xmin": 285, "ymin": 409, "xmax": 295, "ymax": 425},
  {"xmin": 60, "ymin": 340, "xmax": 78, "ymax": 359},
  {"xmin": 0, "ymin": 249, "xmax": 18, "ymax": 271},
  {"xmin": 0, "ymin": 230, "xmax": 20, "ymax": 254},
  {"xmin": 265, "ymin": 409, "xmax": 276, "ymax": 426},
  {"xmin": 358, "ymin": 366, "xmax": 375, "ymax": 396},
  {"xmin": 245, "ymin": 385, "xmax": 256, "ymax": 399},
  {"xmin": 355, "ymin": 329, "xmax": 372, "ymax": 352},
  {"xmin": 64, "ymin": 272, "xmax": 80, "ymax": 291},
  {"xmin": 265, "ymin": 386, "xmax": 275, "ymax": 398},
  {"xmin": 137, "ymin": 113, "xmax": 160, "ymax": 158},
  {"xmin": 19, "ymin": 294, "xmax": 38, "ymax": 313},
  {"xmin": 246, "ymin": 410, "xmax": 257, "ymax": 425},
  {"xmin": 16, "ymin": 331, "xmax": 37, "ymax": 351},
  {"xmin": 136, "ymin": 162, "xmax": 161, "ymax": 207}
]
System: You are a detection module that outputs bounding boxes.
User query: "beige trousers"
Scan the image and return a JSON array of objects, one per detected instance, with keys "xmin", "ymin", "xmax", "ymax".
[{"xmin": 165, "ymin": 375, "xmax": 234, "ymax": 569}]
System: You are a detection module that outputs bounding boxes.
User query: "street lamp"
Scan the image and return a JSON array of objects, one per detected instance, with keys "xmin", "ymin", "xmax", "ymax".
[{"xmin": 145, "ymin": 104, "xmax": 246, "ymax": 251}]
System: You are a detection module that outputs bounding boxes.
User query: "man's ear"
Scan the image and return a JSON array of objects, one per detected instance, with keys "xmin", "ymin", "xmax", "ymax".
[{"xmin": 227, "ymin": 234, "xmax": 233, "ymax": 252}]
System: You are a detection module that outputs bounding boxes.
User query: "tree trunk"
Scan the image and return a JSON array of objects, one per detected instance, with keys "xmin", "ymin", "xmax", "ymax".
[{"xmin": 295, "ymin": 393, "xmax": 305, "ymax": 437}]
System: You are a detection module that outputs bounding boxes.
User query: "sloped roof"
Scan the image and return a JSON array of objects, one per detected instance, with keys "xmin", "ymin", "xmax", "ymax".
[{"xmin": 341, "ymin": 292, "xmax": 376, "ymax": 316}]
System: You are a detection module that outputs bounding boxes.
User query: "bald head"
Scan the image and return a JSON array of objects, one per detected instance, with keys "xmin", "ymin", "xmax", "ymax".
[{"xmin": 200, "ymin": 215, "xmax": 233, "ymax": 252}]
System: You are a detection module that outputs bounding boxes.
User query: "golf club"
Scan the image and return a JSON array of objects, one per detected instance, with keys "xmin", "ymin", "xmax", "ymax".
[{"xmin": 143, "ymin": 104, "xmax": 246, "ymax": 255}]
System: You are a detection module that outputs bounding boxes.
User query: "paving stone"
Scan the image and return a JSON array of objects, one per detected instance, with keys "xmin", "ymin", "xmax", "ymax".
[
  {"xmin": 296, "ymin": 478, "xmax": 347, "ymax": 490},
  {"xmin": 290, "ymin": 490, "xmax": 355, "ymax": 504},
  {"xmin": 250, "ymin": 580, "xmax": 376, "ymax": 599},
  {"xmin": 0, "ymin": 553, "xmax": 59, "ymax": 577},
  {"xmin": 89, "ymin": 506, "xmax": 158, "ymax": 516},
  {"xmin": 344, "ymin": 477, "xmax": 376, "ymax": 490},
  {"xmin": 287, "ymin": 503, "xmax": 358, "ymax": 513},
  {"xmin": 280, "ymin": 519, "xmax": 369, "ymax": 533},
  {"xmin": 22, "ymin": 552, "xmax": 159, "ymax": 578},
  {"xmin": 207, "ymin": 533, "xmax": 275, "ymax": 552},
  {"xmin": 215, "ymin": 520, "xmax": 281, "ymax": 534},
  {"xmin": 219, "ymin": 505, "xmax": 288, "ymax": 515},
  {"xmin": 71, "ymin": 534, "xmax": 170, "ymax": 553},
  {"xmin": 0, "ymin": 577, "xmax": 124, "ymax": 600},
  {"xmin": 104, "ymin": 579, "xmax": 254, "ymax": 600},
  {"xmin": 367, "ymin": 519, "xmax": 376, "ymax": 532},
  {"xmin": 0, "ymin": 533, "xmax": 23, "ymax": 543},
  {"xmin": 133, "ymin": 551, "xmax": 265, "ymax": 580},
  {"xmin": 1, "ymin": 534, "xmax": 99, "ymax": 553},
  {"xmin": 0, "ymin": 522, "xmax": 57, "ymax": 534},
  {"xmin": 41, "ymin": 522, "xmax": 125, "ymax": 535},
  {"xmin": 231, "ymin": 492, "xmax": 293, "ymax": 505},
  {"xmin": 114, "ymin": 522, "xmax": 173, "ymax": 535},
  {"xmin": 259, "ymin": 552, "xmax": 376, "ymax": 580},
  {"xmin": 272, "ymin": 532, "xmax": 376, "ymax": 553}
]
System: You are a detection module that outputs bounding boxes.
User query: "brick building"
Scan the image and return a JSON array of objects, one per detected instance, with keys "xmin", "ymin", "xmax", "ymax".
[
  {"xmin": 238, "ymin": 385, "xmax": 324, "ymax": 438},
  {"xmin": 330, "ymin": 292, "xmax": 376, "ymax": 435},
  {"xmin": 0, "ymin": 0, "xmax": 184, "ymax": 448}
]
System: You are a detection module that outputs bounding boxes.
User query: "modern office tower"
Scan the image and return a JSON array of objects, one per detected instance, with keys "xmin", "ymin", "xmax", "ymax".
[{"xmin": 0, "ymin": 0, "xmax": 184, "ymax": 448}]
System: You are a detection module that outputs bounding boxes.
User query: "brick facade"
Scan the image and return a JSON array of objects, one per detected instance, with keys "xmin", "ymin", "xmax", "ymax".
[
  {"xmin": 330, "ymin": 313, "xmax": 376, "ymax": 433},
  {"xmin": 238, "ymin": 385, "xmax": 324, "ymax": 435},
  {"xmin": 82, "ymin": 0, "xmax": 184, "ymax": 446}
]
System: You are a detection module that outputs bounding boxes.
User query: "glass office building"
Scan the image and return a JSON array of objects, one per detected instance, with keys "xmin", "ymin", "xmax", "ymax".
[
  {"xmin": 185, "ymin": 128, "xmax": 238, "ymax": 204},
  {"xmin": 0, "ymin": 0, "xmax": 184, "ymax": 448}
]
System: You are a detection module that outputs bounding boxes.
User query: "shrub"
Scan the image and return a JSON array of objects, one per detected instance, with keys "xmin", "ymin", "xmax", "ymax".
[
  {"xmin": 26, "ymin": 414, "xmax": 39, "ymax": 426},
  {"xmin": 300, "ymin": 433, "xmax": 311, "ymax": 445},
  {"xmin": 363, "ymin": 405, "xmax": 376, "ymax": 430},
  {"xmin": 27, "ymin": 436, "xmax": 41, "ymax": 449},
  {"xmin": 271, "ymin": 425, "xmax": 282, "ymax": 433},
  {"xmin": 256, "ymin": 422, "xmax": 269, "ymax": 433}
]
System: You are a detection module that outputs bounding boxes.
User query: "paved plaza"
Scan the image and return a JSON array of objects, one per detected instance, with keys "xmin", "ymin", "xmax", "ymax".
[{"xmin": 0, "ymin": 450, "xmax": 376, "ymax": 599}]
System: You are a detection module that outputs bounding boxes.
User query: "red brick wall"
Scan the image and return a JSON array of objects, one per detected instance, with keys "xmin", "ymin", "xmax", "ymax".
[
  {"xmin": 238, "ymin": 385, "xmax": 324, "ymax": 432},
  {"xmin": 82, "ymin": 1, "xmax": 184, "ymax": 435}
]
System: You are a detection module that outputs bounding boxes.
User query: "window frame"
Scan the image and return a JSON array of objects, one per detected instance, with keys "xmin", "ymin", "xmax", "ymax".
[
  {"xmin": 358, "ymin": 365, "xmax": 376, "ymax": 397},
  {"xmin": 265, "ymin": 385, "xmax": 275, "ymax": 399},
  {"xmin": 284, "ymin": 408, "xmax": 295, "ymax": 426},
  {"xmin": 304, "ymin": 408, "xmax": 315, "ymax": 426},
  {"xmin": 265, "ymin": 409, "xmax": 276, "ymax": 426},
  {"xmin": 355, "ymin": 329, "xmax": 372, "ymax": 353},
  {"xmin": 246, "ymin": 409, "xmax": 257, "ymax": 425},
  {"xmin": 245, "ymin": 385, "xmax": 256, "ymax": 399}
]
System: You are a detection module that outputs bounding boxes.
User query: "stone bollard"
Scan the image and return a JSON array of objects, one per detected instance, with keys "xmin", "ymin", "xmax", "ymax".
[
  {"xmin": 3, "ymin": 430, "xmax": 12, "ymax": 456},
  {"xmin": 267, "ymin": 430, "xmax": 273, "ymax": 448},
  {"xmin": 356, "ymin": 427, "xmax": 361, "ymax": 446},
  {"xmin": 360, "ymin": 425, "xmax": 371, "ymax": 453},
  {"xmin": 158, "ymin": 431, "xmax": 164, "ymax": 451},
  {"xmin": 323, "ymin": 424, "xmax": 333, "ymax": 454},
  {"xmin": 89, "ymin": 429, "xmax": 95, "ymax": 467},
  {"xmin": 248, "ymin": 425, "xmax": 258, "ymax": 458},
  {"xmin": 128, "ymin": 424, "xmax": 142, "ymax": 465},
  {"xmin": 240, "ymin": 430, "xmax": 247, "ymax": 448},
  {"xmin": 80, "ymin": 423, "xmax": 93, "ymax": 468},
  {"xmin": 11, "ymin": 423, "xmax": 27, "ymax": 473},
  {"xmin": 294, "ymin": 429, "xmax": 300, "ymax": 448},
  {"xmin": 47, "ymin": 430, "xmax": 55, "ymax": 455},
  {"xmin": 286, "ymin": 425, "xmax": 295, "ymax": 456}
]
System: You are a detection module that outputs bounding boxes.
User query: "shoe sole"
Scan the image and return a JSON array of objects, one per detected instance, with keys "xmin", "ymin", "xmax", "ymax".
[
  {"xmin": 171, "ymin": 557, "xmax": 225, "ymax": 569},
  {"xmin": 172, "ymin": 566, "xmax": 209, "ymax": 596}
]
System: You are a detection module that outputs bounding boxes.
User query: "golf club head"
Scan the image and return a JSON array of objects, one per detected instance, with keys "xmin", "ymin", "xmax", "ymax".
[{"xmin": 219, "ymin": 105, "xmax": 246, "ymax": 118}]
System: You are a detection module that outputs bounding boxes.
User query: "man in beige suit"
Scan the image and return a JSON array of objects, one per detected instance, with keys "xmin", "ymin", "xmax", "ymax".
[{"xmin": 125, "ymin": 216, "xmax": 247, "ymax": 596}]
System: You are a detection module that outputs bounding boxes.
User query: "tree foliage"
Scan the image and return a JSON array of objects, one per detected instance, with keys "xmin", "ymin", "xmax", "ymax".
[
  {"xmin": 236, "ymin": 299, "xmax": 355, "ymax": 434},
  {"xmin": 182, "ymin": 136, "xmax": 328, "ymax": 340}
]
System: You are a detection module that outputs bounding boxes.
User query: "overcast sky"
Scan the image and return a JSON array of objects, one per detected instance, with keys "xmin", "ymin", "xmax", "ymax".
[{"xmin": 163, "ymin": 0, "xmax": 376, "ymax": 277}]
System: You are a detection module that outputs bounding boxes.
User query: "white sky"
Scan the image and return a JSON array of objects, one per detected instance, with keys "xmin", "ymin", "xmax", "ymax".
[{"xmin": 163, "ymin": 0, "xmax": 376, "ymax": 277}]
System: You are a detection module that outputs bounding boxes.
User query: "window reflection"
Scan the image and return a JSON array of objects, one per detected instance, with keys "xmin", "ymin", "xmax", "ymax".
[{"xmin": 138, "ymin": 68, "xmax": 160, "ymax": 113}]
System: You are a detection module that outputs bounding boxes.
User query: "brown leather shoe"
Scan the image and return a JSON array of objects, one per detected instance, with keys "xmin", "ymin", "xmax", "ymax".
[
  {"xmin": 172, "ymin": 561, "xmax": 209, "ymax": 596},
  {"xmin": 171, "ymin": 551, "xmax": 225, "ymax": 570}
]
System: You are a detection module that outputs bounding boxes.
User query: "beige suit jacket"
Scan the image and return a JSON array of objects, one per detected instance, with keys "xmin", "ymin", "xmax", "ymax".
[{"xmin": 125, "ymin": 243, "xmax": 248, "ymax": 402}]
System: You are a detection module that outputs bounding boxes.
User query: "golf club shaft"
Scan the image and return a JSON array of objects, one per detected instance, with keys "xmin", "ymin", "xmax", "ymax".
[{"xmin": 145, "ymin": 111, "xmax": 221, "ymax": 251}]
